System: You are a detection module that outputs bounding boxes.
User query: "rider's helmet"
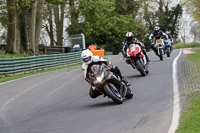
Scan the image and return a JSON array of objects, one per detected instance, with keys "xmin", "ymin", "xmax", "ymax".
[
  {"xmin": 81, "ymin": 49, "xmax": 93, "ymax": 65},
  {"xmin": 165, "ymin": 31, "xmax": 170, "ymax": 35},
  {"xmin": 154, "ymin": 26, "xmax": 160, "ymax": 32},
  {"xmin": 125, "ymin": 32, "xmax": 134, "ymax": 43}
]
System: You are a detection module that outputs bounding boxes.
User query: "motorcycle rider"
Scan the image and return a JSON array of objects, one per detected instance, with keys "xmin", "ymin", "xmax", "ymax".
[
  {"xmin": 165, "ymin": 31, "xmax": 174, "ymax": 44},
  {"xmin": 122, "ymin": 32, "xmax": 150, "ymax": 64},
  {"xmin": 81, "ymin": 49, "xmax": 131, "ymax": 98},
  {"xmin": 165, "ymin": 31, "xmax": 173, "ymax": 51},
  {"xmin": 149, "ymin": 26, "xmax": 168, "ymax": 54}
]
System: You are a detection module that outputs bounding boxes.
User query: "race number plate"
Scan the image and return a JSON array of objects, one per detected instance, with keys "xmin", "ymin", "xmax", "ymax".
[
  {"xmin": 130, "ymin": 46, "xmax": 135, "ymax": 51},
  {"xmin": 156, "ymin": 39, "xmax": 162, "ymax": 44}
]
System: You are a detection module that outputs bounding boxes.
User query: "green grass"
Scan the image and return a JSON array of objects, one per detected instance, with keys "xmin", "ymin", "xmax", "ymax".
[
  {"xmin": 0, "ymin": 63, "xmax": 82, "ymax": 83},
  {"xmin": 0, "ymin": 51, "xmax": 30, "ymax": 58},
  {"xmin": 173, "ymin": 42, "xmax": 200, "ymax": 49},
  {"xmin": 176, "ymin": 48, "xmax": 200, "ymax": 133},
  {"xmin": 176, "ymin": 94, "xmax": 200, "ymax": 133},
  {"xmin": 186, "ymin": 48, "xmax": 200, "ymax": 65}
]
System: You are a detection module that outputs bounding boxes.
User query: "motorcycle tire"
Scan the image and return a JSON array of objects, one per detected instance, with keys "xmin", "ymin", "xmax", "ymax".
[
  {"xmin": 136, "ymin": 60, "xmax": 146, "ymax": 76},
  {"xmin": 167, "ymin": 47, "xmax": 170, "ymax": 57},
  {"xmin": 125, "ymin": 87, "xmax": 133, "ymax": 99},
  {"xmin": 159, "ymin": 48, "xmax": 163, "ymax": 60},
  {"xmin": 167, "ymin": 53, "xmax": 170, "ymax": 57},
  {"xmin": 104, "ymin": 83, "xmax": 123, "ymax": 104}
]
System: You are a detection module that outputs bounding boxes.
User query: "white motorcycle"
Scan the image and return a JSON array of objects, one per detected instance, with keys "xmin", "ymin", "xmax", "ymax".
[{"xmin": 154, "ymin": 38, "xmax": 165, "ymax": 60}]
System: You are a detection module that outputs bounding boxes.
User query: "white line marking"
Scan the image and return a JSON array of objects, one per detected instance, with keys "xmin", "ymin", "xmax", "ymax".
[{"xmin": 168, "ymin": 49, "xmax": 182, "ymax": 133}]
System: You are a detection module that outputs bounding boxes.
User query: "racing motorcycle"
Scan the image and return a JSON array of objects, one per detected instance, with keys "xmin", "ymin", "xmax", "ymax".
[
  {"xmin": 126, "ymin": 43, "xmax": 149, "ymax": 76},
  {"xmin": 164, "ymin": 39, "xmax": 173, "ymax": 57},
  {"xmin": 154, "ymin": 38, "xmax": 165, "ymax": 60},
  {"xmin": 89, "ymin": 64, "xmax": 133, "ymax": 104}
]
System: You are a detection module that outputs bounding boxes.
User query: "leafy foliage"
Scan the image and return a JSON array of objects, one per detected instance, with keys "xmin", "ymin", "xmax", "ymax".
[
  {"xmin": 0, "ymin": 0, "xmax": 7, "ymax": 28},
  {"xmin": 45, "ymin": 0, "xmax": 65, "ymax": 5},
  {"xmin": 144, "ymin": 1, "xmax": 183, "ymax": 39},
  {"xmin": 186, "ymin": 0, "xmax": 200, "ymax": 29},
  {"xmin": 79, "ymin": 0, "xmax": 142, "ymax": 54}
]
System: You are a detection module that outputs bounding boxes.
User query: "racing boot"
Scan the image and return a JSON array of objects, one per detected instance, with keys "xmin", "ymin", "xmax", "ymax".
[
  {"xmin": 142, "ymin": 49, "xmax": 150, "ymax": 62},
  {"xmin": 89, "ymin": 87, "xmax": 101, "ymax": 98},
  {"xmin": 121, "ymin": 78, "xmax": 131, "ymax": 87}
]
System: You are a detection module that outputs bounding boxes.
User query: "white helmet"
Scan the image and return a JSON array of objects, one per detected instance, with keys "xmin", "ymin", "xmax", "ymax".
[
  {"xmin": 81, "ymin": 49, "xmax": 93, "ymax": 65},
  {"xmin": 154, "ymin": 26, "xmax": 160, "ymax": 32}
]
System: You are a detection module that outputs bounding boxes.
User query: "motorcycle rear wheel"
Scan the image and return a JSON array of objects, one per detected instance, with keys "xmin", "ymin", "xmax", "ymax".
[{"xmin": 104, "ymin": 83, "xmax": 123, "ymax": 104}]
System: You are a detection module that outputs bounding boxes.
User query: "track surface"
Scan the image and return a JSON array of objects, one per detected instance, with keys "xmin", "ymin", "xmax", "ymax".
[{"xmin": 0, "ymin": 50, "xmax": 184, "ymax": 133}]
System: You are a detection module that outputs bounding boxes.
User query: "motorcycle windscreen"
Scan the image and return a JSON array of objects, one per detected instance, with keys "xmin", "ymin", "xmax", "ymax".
[
  {"xmin": 128, "ymin": 44, "xmax": 141, "ymax": 56},
  {"xmin": 165, "ymin": 40, "xmax": 171, "ymax": 46},
  {"xmin": 90, "ymin": 64, "xmax": 103, "ymax": 77}
]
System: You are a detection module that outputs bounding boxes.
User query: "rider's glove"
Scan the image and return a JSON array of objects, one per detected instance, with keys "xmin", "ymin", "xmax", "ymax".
[
  {"xmin": 142, "ymin": 49, "xmax": 146, "ymax": 53},
  {"xmin": 106, "ymin": 65, "xmax": 112, "ymax": 70},
  {"xmin": 123, "ymin": 53, "xmax": 127, "ymax": 58}
]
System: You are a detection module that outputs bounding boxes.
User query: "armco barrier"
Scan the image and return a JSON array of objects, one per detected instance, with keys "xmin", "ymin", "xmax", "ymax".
[
  {"xmin": 0, "ymin": 51, "xmax": 82, "ymax": 77},
  {"xmin": 105, "ymin": 51, "xmax": 113, "ymax": 55}
]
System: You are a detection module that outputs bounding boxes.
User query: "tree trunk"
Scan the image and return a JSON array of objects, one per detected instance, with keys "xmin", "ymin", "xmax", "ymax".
[
  {"xmin": 53, "ymin": 4, "xmax": 64, "ymax": 46},
  {"xmin": 28, "ymin": 2, "xmax": 38, "ymax": 54},
  {"xmin": 68, "ymin": 0, "xmax": 79, "ymax": 35},
  {"xmin": 35, "ymin": 0, "xmax": 44, "ymax": 54},
  {"xmin": 6, "ymin": 1, "xmax": 17, "ymax": 54},
  {"xmin": 46, "ymin": 4, "xmax": 54, "ymax": 47}
]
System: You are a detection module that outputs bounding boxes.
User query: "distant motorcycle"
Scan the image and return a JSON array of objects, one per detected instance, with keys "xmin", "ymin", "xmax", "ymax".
[
  {"xmin": 89, "ymin": 64, "xmax": 133, "ymax": 104},
  {"xmin": 154, "ymin": 38, "xmax": 165, "ymax": 60},
  {"xmin": 126, "ymin": 43, "xmax": 149, "ymax": 76},
  {"xmin": 164, "ymin": 39, "xmax": 173, "ymax": 57}
]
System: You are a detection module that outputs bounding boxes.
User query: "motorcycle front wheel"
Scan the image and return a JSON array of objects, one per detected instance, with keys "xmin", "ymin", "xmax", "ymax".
[
  {"xmin": 159, "ymin": 48, "xmax": 163, "ymax": 60},
  {"xmin": 167, "ymin": 47, "xmax": 170, "ymax": 57},
  {"xmin": 104, "ymin": 83, "xmax": 123, "ymax": 104}
]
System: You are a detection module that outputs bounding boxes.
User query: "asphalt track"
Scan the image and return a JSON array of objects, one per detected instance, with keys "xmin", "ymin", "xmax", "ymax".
[{"xmin": 0, "ymin": 49, "xmax": 184, "ymax": 133}]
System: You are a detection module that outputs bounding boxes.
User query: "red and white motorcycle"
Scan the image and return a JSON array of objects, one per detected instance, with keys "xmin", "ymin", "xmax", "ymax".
[{"xmin": 125, "ymin": 43, "xmax": 149, "ymax": 76}]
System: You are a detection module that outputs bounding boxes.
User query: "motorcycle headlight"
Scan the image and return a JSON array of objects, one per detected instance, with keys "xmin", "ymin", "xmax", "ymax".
[{"xmin": 97, "ymin": 77, "xmax": 102, "ymax": 82}]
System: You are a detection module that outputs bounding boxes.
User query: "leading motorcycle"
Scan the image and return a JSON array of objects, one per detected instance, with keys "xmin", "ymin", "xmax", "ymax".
[
  {"xmin": 89, "ymin": 64, "xmax": 133, "ymax": 104},
  {"xmin": 154, "ymin": 38, "xmax": 165, "ymax": 60},
  {"xmin": 126, "ymin": 43, "xmax": 149, "ymax": 76}
]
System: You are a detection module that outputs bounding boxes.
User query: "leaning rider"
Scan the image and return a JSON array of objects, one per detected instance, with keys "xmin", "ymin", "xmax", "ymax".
[
  {"xmin": 122, "ymin": 32, "xmax": 150, "ymax": 63},
  {"xmin": 81, "ymin": 49, "xmax": 130, "ymax": 98}
]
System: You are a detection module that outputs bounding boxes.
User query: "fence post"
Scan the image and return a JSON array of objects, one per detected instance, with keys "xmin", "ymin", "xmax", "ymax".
[{"xmin": 81, "ymin": 33, "xmax": 86, "ymax": 50}]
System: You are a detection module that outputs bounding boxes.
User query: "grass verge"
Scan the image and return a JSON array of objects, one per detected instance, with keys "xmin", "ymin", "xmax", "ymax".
[
  {"xmin": 0, "ymin": 63, "xmax": 82, "ymax": 83},
  {"xmin": 0, "ymin": 51, "xmax": 30, "ymax": 58},
  {"xmin": 176, "ymin": 48, "xmax": 200, "ymax": 133},
  {"xmin": 173, "ymin": 42, "xmax": 200, "ymax": 49},
  {"xmin": 176, "ymin": 94, "xmax": 200, "ymax": 133}
]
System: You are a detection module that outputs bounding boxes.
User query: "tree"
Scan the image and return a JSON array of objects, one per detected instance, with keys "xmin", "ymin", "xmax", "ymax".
[
  {"xmin": 186, "ymin": 0, "xmax": 200, "ymax": 29},
  {"xmin": 0, "ymin": 0, "xmax": 7, "ymax": 29},
  {"xmin": 6, "ymin": 0, "xmax": 18, "ymax": 54},
  {"xmin": 6, "ymin": 0, "xmax": 45, "ymax": 54},
  {"xmin": 53, "ymin": 1, "xmax": 65, "ymax": 46},
  {"xmin": 79, "ymin": 0, "xmax": 142, "ymax": 54},
  {"xmin": 143, "ymin": 0, "xmax": 183, "ymax": 39},
  {"xmin": 43, "ymin": 0, "xmax": 66, "ymax": 47},
  {"xmin": 66, "ymin": 0, "xmax": 82, "ymax": 36},
  {"xmin": 190, "ymin": 22, "xmax": 200, "ymax": 42}
]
